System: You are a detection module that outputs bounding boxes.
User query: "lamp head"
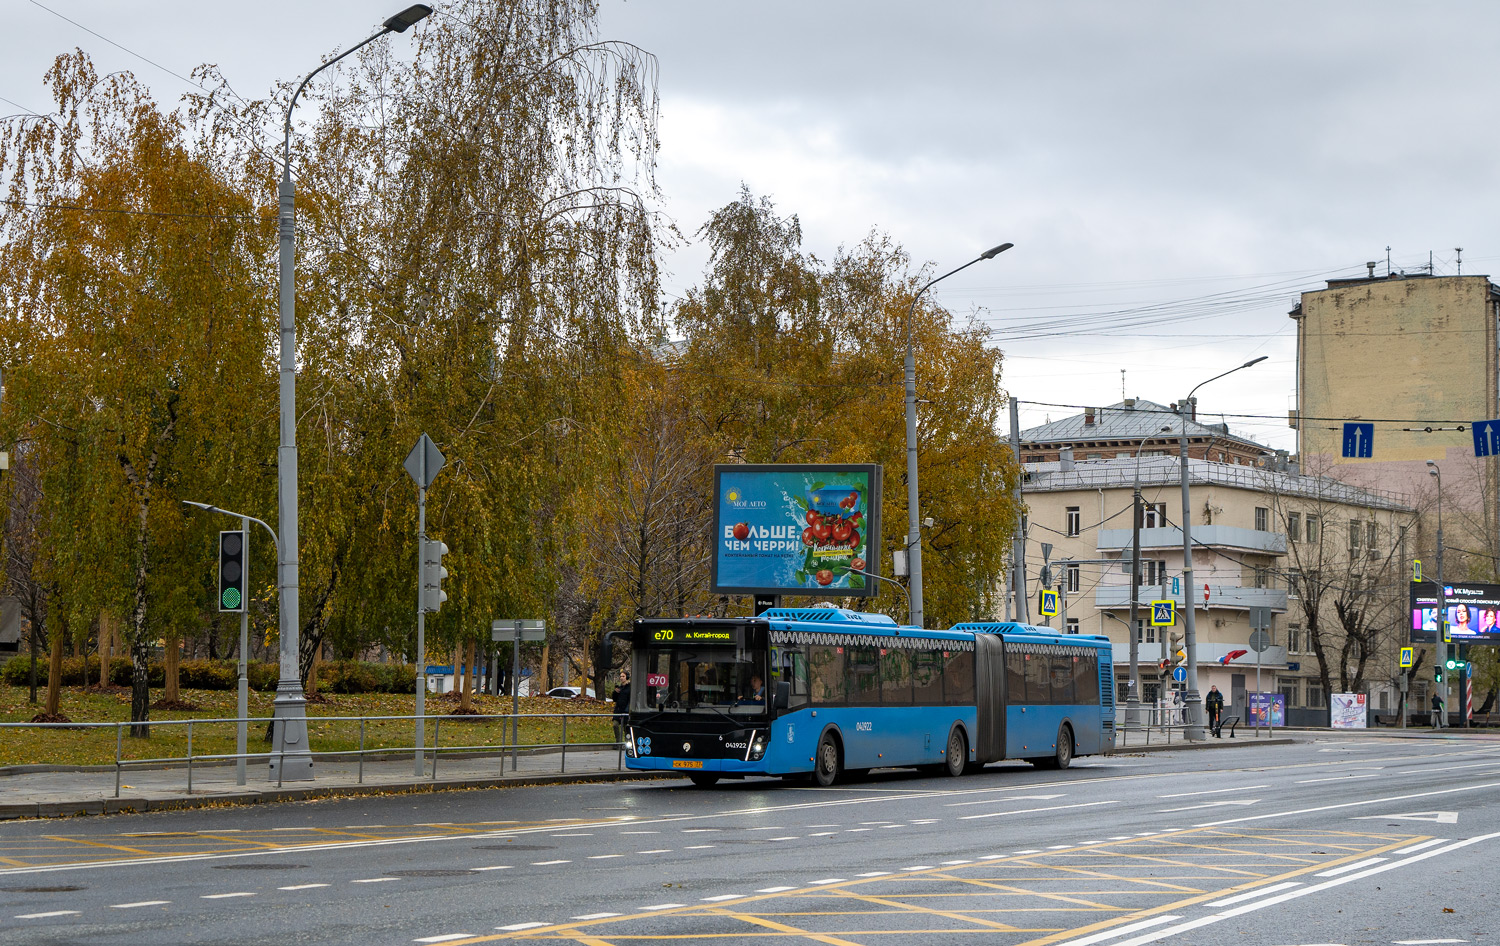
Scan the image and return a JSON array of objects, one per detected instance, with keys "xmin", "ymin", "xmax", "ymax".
[
  {"xmin": 980, "ymin": 242, "xmax": 1014, "ymax": 260},
  {"xmin": 1242, "ymin": 356, "xmax": 1269, "ymax": 369},
  {"xmin": 383, "ymin": 4, "xmax": 432, "ymax": 32}
]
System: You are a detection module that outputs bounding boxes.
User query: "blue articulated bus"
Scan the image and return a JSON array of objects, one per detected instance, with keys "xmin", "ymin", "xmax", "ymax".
[{"xmin": 623, "ymin": 607, "xmax": 1115, "ymax": 787}]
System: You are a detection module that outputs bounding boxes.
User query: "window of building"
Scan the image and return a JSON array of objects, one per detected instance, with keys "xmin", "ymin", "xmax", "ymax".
[
  {"xmin": 1254, "ymin": 506, "xmax": 1270, "ymax": 531},
  {"xmin": 1287, "ymin": 569, "xmax": 1302, "ymax": 598},
  {"xmin": 1065, "ymin": 618, "xmax": 1079, "ymax": 634},
  {"xmin": 1084, "ymin": 453, "xmax": 1103, "ymax": 460},
  {"xmin": 1305, "ymin": 514, "xmax": 1319, "ymax": 543},
  {"xmin": 1286, "ymin": 623, "xmax": 1301, "ymax": 654},
  {"xmin": 1279, "ymin": 678, "xmax": 1299, "ymax": 707},
  {"xmin": 1367, "ymin": 520, "xmax": 1379, "ymax": 558},
  {"xmin": 1066, "ymin": 507, "xmax": 1081, "ymax": 537},
  {"xmin": 1307, "ymin": 682, "xmax": 1325, "ymax": 709},
  {"xmin": 1253, "ymin": 565, "xmax": 1270, "ymax": 589},
  {"xmin": 1142, "ymin": 503, "xmax": 1168, "ymax": 528},
  {"xmin": 1287, "ymin": 511, "xmax": 1301, "ymax": 542},
  {"xmin": 1348, "ymin": 520, "xmax": 1362, "ymax": 558},
  {"xmin": 1065, "ymin": 563, "xmax": 1080, "ymax": 593},
  {"xmin": 1144, "ymin": 559, "xmax": 1168, "ymax": 586}
]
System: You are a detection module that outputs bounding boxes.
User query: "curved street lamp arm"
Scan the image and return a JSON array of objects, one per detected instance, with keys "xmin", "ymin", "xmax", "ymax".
[
  {"xmin": 905, "ymin": 244, "xmax": 1015, "ymax": 341},
  {"xmin": 1186, "ymin": 355, "xmax": 1268, "ymax": 402},
  {"xmin": 848, "ymin": 568, "xmax": 913, "ymax": 624},
  {"xmin": 284, "ymin": 28, "xmax": 394, "ymax": 170},
  {"xmin": 182, "ymin": 501, "xmax": 280, "ymax": 556}
]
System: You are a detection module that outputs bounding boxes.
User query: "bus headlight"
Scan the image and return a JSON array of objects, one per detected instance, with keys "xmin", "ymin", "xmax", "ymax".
[
  {"xmin": 747, "ymin": 732, "xmax": 768, "ymax": 761},
  {"xmin": 625, "ymin": 728, "xmax": 638, "ymax": 758}
]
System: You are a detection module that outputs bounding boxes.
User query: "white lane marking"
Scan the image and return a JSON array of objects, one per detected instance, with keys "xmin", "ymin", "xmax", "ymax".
[
  {"xmin": 901, "ymin": 865, "xmax": 934, "ymax": 871},
  {"xmin": 809, "ymin": 824, "xmax": 841, "ymax": 828},
  {"xmin": 641, "ymin": 903, "xmax": 686, "ymax": 910},
  {"xmin": 638, "ymin": 849, "xmax": 672, "ymax": 854},
  {"xmin": 415, "ymin": 935, "xmax": 472, "ymax": 944},
  {"xmin": 1157, "ymin": 785, "xmax": 1268, "ymax": 799},
  {"xmin": 809, "ymin": 878, "xmax": 846, "ymax": 885},
  {"xmin": 1296, "ymin": 773, "xmax": 1382, "ymax": 784},
  {"xmin": 352, "ymin": 877, "xmax": 400, "ymax": 883},
  {"xmin": 473, "ymin": 866, "xmax": 512, "ymax": 872},
  {"xmin": 572, "ymin": 912, "xmax": 621, "ymax": 920},
  {"xmin": 979, "ymin": 855, "xmax": 1007, "ymax": 860},
  {"xmin": 1388, "ymin": 839, "xmax": 1448, "ymax": 854},
  {"xmin": 1045, "ymin": 845, "xmax": 1072, "ymax": 850},
  {"xmin": 1316, "ymin": 856, "xmax": 1388, "ymax": 877},
  {"xmin": 588, "ymin": 854, "xmax": 624, "ymax": 860},
  {"xmin": 1013, "ymin": 849, "xmax": 1043, "ymax": 854},
  {"xmin": 1352, "ymin": 811, "xmax": 1458, "ymax": 824},
  {"xmin": 1158, "ymin": 800, "xmax": 1259, "ymax": 813},
  {"xmin": 909, "ymin": 819, "xmax": 940, "ymax": 824},
  {"xmin": 880, "ymin": 824, "xmax": 903, "ymax": 829},
  {"xmin": 947, "ymin": 793, "xmax": 1065, "ymax": 807},
  {"xmin": 700, "ymin": 895, "xmax": 744, "ymax": 902},
  {"xmin": 808, "ymin": 832, "xmax": 837, "ymax": 837},
  {"xmin": 202, "ymin": 892, "xmax": 255, "ymax": 899},
  {"xmin": 111, "ymin": 900, "xmax": 171, "ymax": 908},
  {"xmin": 1197, "ymin": 780, "xmax": 1500, "ymax": 827},
  {"xmin": 278, "ymin": 884, "xmax": 330, "ymax": 891},
  {"xmin": 1393, "ymin": 940, "xmax": 1468, "ymax": 944},
  {"xmin": 1048, "ymin": 914, "xmax": 1184, "ymax": 946},
  {"xmin": 1204, "ymin": 881, "xmax": 1303, "ymax": 906},
  {"xmin": 942, "ymin": 859, "xmax": 973, "ymax": 864},
  {"xmin": 769, "ymin": 836, "xmax": 800, "ymax": 841},
  {"xmin": 960, "ymin": 800, "xmax": 1119, "ymax": 821},
  {"xmin": 15, "ymin": 910, "xmax": 81, "ymax": 919},
  {"xmin": 681, "ymin": 828, "xmax": 719, "ymax": 833},
  {"xmin": 757, "ymin": 886, "xmax": 795, "ymax": 893},
  {"xmin": 684, "ymin": 845, "xmax": 715, "ymax": 850},
  {"xmin": 1107, "ymin": 836, "xmax": 1134, "ymax": 840},
  {"xmin": 532, "ymin": 860, "xmax": 571, "ymax": 865},
  {"xmin": 857, "ymin": 871, "xmax": 892, "ymax": 877},
  {"xmin": 497, "ymin": 922, "xmax": 548, "ymax": 931},
  {"xmin": 845, "ymin": 828, "xmax": 872, "ymax": 832},
  {"xmin": 859, "ymin": 821, "xmax": 894, "ymax": 825}
]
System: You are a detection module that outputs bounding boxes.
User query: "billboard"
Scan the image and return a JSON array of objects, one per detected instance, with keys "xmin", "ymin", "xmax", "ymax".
[
  {"xmin": 711, "ymin": 464, "xmax": 882, "ymax": 597},
  {"xmin": 1330, "ymin": 692, "xmax": 1367, "ymax": 729},
  {"xmin": 1410, "ymin": 581, "xmax": 1500, "ymax": 643},
  {"xmin": 1248, "ymin": 692, "xmax": 1284, "ymax": 727}
]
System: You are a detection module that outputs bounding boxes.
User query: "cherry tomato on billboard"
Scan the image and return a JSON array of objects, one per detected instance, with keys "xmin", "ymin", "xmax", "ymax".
[
  {"xmin": 833, "ymin": 521, "xmax": 852, "ymax": 543},
  {"xmin": 815, "ymin": 569, "xmax": 834, "ymax": 586},
  {"xmin": 850, "ymin": 557, "xmax": 866, "ymax": 571},
  {"xmin": 806, "ymin": 510, "xmax": 821, "ymax": 526},
  {"xmin": 732, "ymin": 522, "xmax": 750, "ymax": 540},
  {"xmin": 813, "ymin": 521, "xmax": 833, "ymax": 542},
  {"xmin": 802, "ymin": 527, "xmax": 817, "ymax": 546}
]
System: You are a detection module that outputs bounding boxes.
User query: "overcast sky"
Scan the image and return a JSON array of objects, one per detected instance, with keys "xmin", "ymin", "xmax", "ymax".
[{"xmin": 9, "ymin": 0, "xmax": 1500, "ymax": 453}]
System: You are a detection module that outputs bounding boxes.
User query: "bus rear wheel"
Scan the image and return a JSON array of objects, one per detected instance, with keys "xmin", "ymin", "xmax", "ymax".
[
  {"xmin": 689, "ymin": 773, "xmax": 721, "ymax": 788},
  {"xmin": 944, "ymin": 727, "xmax": 969, "ymax": 778},
  {"xmin": 814, "ymin": 733, "xmax": 843, "ymax": 787},
  {"xmin": 1035, "ymin": 724, "xmax": 1073, "ymax": 770}
]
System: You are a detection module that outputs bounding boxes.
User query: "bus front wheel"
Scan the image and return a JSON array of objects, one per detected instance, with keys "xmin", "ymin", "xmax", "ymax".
[
  {"xmin": 814, "ymin": 733, "xmax": 843, "ymax": 787},
  {"xmin": 689, "ymin": 773, "xmax": 721, "ymax": 788},
  {"xmin": 944, "ymin": 727, "xmax": 969, "ymax": 778}
]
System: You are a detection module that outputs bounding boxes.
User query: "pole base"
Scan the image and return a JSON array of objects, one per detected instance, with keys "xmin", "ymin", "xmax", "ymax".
[
  {"xmin": 269, "ymin": 684, "xmax": 315, "ymax": 781},
  {"xmin": 1123, "ymin": 697, "xmax": 1148, "ymax": 729}
]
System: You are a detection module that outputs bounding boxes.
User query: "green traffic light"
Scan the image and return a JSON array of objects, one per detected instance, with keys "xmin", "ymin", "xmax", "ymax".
[{"xmin": 221, "ymin": 587, "xmax": 241, "ymax": 609}]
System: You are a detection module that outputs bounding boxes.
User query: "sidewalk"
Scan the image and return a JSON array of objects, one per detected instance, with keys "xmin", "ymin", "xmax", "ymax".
[
  {"xmin": 0, "ymin": 747, "xmax": 664, "ymax": 821},
  {"xmin": 1110, "ymin": 725, "xmax": 1295, "ymax": 752}
]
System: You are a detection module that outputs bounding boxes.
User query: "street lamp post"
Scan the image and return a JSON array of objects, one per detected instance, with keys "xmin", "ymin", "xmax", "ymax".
[
  {"xmin": 1176, "ymin": 356, "xmax": 1266, "ymax": 740},
  {"xmin": 272, "ymin": 4, "xmax": 432, "ymax": 781},
  {"xmin": 906, "ymin": 242, "xmax": 1013, "ymax": 628},
  {"xmin": 1427, "ymin": 460, "xmax": 1447, "ymax": 728},
  {"xmin": 1125, "ymin": 425, "xmax": 1172, "ymax": 727}
]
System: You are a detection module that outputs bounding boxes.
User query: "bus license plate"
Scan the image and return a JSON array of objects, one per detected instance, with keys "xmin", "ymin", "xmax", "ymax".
[{"xmin": 672, "ymin": 761, "xmax": 703, "ymax": 769}]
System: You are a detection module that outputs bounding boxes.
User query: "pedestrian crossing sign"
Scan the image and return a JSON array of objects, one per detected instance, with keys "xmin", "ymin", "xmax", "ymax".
[
  {"xmin": 1038, "ymin": 589, "xmax": 1059, "ymax": 617},
  {"xmin": 1400, "ymin": 646, "xmax": 1414, "ymax": 668},
  {"xmin": 1150, "ymin": 600, "xmax": 1176, "ymax": 626}
]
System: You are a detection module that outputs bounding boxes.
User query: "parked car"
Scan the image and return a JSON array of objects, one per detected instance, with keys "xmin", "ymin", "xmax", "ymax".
[{"xmin": 544, "ymin": 686, "xmax": 596, "ymax": 699}]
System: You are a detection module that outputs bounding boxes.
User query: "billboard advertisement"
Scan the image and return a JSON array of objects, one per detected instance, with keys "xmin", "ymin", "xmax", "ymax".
[
  {"xmin": 1248, "ymin": 692, "xmax": 1284, "ymax": 727},
  {"xmin": 710, "ymin": 464, "xmax": 882, "ymax": 597},
  {"xmin": 1330, "ymin": 692, "xmax": 1367, "ymax": 729},
  {"xmin": 1410, "ymin": 581, "xmax": 1500, "ymax": 643}
]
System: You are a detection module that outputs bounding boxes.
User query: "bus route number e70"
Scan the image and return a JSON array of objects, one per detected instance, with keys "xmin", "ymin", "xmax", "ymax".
[{"xmin": 651, "ymin": 628, "xmax": 732, "ymax": 642}]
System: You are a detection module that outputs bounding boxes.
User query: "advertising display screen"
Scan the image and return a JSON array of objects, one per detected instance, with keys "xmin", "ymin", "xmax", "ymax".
[
  {"xmin": 1248, "ymin": 692, "xmax": 1284, "ymax": 727},
  {"xmin": 710, "ymin": 464, "xmax": 882, "ymax": 597},
  {"xmin": 1410, "ymin": 581, "xmax": 1500, "ymax": 643}
]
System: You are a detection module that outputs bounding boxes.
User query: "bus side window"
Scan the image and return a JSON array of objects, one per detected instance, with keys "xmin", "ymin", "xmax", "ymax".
[
  {"xmin": 913, "ymin": 650, "xmax": 944, "ymax": 704},
  {"xmin": 1073, "ymin": 653, "xmax": 1100, "ymax": 705},
  {"xmin": 1006, "ymin": 652, "xmax": 1027, "ymax": 705},
  {"xmin": 1050, "ymin": 656, "xmax": 1075, "ymax": 704},
  {"xmin": 881, "ymin": 649, "xmax": 913, "ymax": 704},
  {"xmin": 943, "ymin": 649, "xmax": 975, "ymax": 705},
  {"xmin": 809, "ymin": 645, "xmax": 846, "ymax": 704},
  {"xmin": 776, "ymin": 646, "xmax": 811, "ymax": 709},
  {"xmin": 1023, "ymin": 651, "xmax": 1051, "ymax": 705},
  {"xmin": 847, "ymin": 646, "xmax": 880, "ymax": 704}
]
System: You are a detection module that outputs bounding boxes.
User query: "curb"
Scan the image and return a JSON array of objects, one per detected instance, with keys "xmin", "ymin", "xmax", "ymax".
[
  {"xmin": 1107, "ymin": 737, "xmax": 1296, "ymax": 754},
  {"xmin": 0, "ymin": 769, "xmax": 672, "ymax": 822}
]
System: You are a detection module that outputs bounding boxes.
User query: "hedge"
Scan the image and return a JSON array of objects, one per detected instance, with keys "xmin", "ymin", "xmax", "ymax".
[{"xmin": 0, "ymin": 656, "xmax": 418, "ymax": 693}]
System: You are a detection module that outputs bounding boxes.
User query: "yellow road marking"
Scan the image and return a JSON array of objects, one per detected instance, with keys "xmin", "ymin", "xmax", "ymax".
[
  {"xmin": 40, "ymin": 835, "xmax": 156, "ymax": 857},
  {"xmin": 703, "ymin": 907, "xmax": 873, "ymax": 946},
  {"xmin": 827, "ymin": 886, "xmax": 1023, "ymax": 931}
]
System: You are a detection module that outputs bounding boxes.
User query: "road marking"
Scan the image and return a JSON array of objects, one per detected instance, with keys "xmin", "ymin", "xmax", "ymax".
[
  {"xmin": 856, "ymin": 871, "xmax": 891, "ymax": 877},
  {"xmin": 1197, "ymin": 780, "xmax": 1500, "ymax": 827},
  {"xmin": 808, "ymin": 832, "xmax": 837, "ymax": 836},
  {"xmin": 1205, "ymin": 881, "xmax": 1303, "ymax": 906},
  {"xmin": 15, "ymin": 910, "xmax": 81, "ymax": 919},
  {"xmin": 1316, "ymin": 856, "xmax": 1388, "ymax": 877},
  {"xmin": 202, "ymin": 892, "xmax": 255, "ymax": 899},
  {"xmin": 757, "ymin": 886, "xmax": 795, "ymax": 893},
  {"xmin": 845, "ymin": 828, "xmax": 871, "ymax": 832},
  {"xmin": 1353, "ymin": 811, "xmax": 1458, "ymax": 824},
  {"xmin": 1393, "ymin": 940, "xmax": 1468, "ymax": 944},
  {"xmin": 1013, "ymin": 849, "xmax": 1043, "ymax": 854},
  {"xmin": 684, "ymin": 845, "xmax": 715, "ymax": 849},
  {"xmin": 1157, "ymin": 784, "xmax": 1268, "ymax": 798},
  {"xmin": 278, "ymin": 884, "xmax": 329, "ymax": 891},
  {"xmin": 531, "ymin": 860, "xmax": 570, "ymax": 865},
  {"xmin": 942, "ymin": 859, "xmax": 974, "ymax": 864},
  {"xmin": 571, "ymin": 912, "xmax": 621, "ymax": 920},
  {"xmin": 637, "ymin": 849, "xmax": 671, "ymax": 854},
  {"xmin": 1048, "ymin": 914, "xmax": 1184, "ymax": 946},
  {"xmin": 1045, "ymin": 845, "xmax": 1071, "ymax": 850},
  {"xmin": 1159, "ymin": 799, "xmax": 1259, "ymax": 812},
  {"xmin": 415, "ymin": 935, "xmax": 472, "ymax": 944},
  {"xmin": 111, "ymin": 900, "xmax": 171, "ymax": 908},
  {"xmin": 588, "ymin": 854, "xmax": 624, "ymax": 859},
  {"xmin": 472, "ymin": 866, "xmax": 512, "ymax": 872},
  {"xmin": 946, "ymin": 793, "xmax": 1065, "ymax": 807},
  {"xmin": 681, "ymin": 828, "xmax": 719, "ymax": 833},
  {"xmin": 496, "ymin": 922, "xmax": 548, "ymax": 931},
  {"xmin": 1296, "ymin": 773, "xmax": 1382, "ymax": 784},
  {"xmin": 960, "ymin": 800, "xmax": 1119, "ymax": 821},
  {"xmin": 901, "ymin": 865, "xmax": 934, "ymax": 871},
  {"xmin": 700, "ymin": 895, "xmax": 744, "ymax": 902},
  {"xmin": 809, "ymin": 878, "xmax": 846, "ymax": 885},
  {"xmin": 641, "ymin": 903, "xmax": 686, "ymax": 910},
  {"xmin": 769, "ymin": 836, "xmax": 800, "ymax": 841},
  {"xmin": 1388, "ymin": 839, "xmax": 1447, "ymax": 854},
  {"xmin": 352, "ymin": 877, "xmax": 399, "ymax": 883},
  {"xmin": 808, "ymin": 824, "xmax": 841, "ymax": 828}
]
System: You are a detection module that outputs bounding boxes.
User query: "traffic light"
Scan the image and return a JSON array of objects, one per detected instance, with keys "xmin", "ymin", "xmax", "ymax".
[
  {"xmin": 1435, "ymin": 664, "xmax": 1444, "ymax": 685},
  {"xmin": 1170, "ymin": 633, "xmax": 1186, "ymax": 669},
  {"xmin": 421, "ymin": 538, "xmax": 449, "ymax": 613},
  {"xmin": 218, "ymin": 530, "xmax": 247, "ymax": 612}
]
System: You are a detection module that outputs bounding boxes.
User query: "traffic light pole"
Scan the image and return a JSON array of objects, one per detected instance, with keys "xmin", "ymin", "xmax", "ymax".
[
  {"xmin": 237, "ymin": 515, "xmax": 249, "ymax": 787},
  {"xmin": 415, "ymin": 483, "xmax": 427, "ymax": 777}
]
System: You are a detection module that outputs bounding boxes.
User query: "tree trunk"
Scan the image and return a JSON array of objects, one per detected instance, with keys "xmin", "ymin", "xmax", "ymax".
[
  {"xmin": 460, "ymin": 638, "xmax": 475, "ymax": 711},
  {"xmin": 163, "ymin": 634, "xmax": 180, "ymax": 703},
  {"xmin": 45, "ymin": 622, "xmax": 64, "ymax": 716},
  {"xmin": 99, "ymin": 613, "xmax": 112, "ymax": 688},
  {"xmin": 306, "ymin": 643, "xmax": 321, "ymax": 698},
  {"xmin": 540, "ymin": 642, "xmax": 551, "ymax": 692},
  {"xmin": 129, "ymin": 635, "xmax": 150, "ymax": 738}
]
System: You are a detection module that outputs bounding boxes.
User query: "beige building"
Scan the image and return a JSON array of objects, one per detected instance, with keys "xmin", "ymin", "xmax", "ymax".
[{"xmin": 1016, "ymin": 402, "xmax": 1414, "ymax": 723}]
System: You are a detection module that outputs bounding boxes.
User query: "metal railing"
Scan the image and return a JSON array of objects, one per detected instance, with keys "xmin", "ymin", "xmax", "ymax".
[
  {"xmin": 1114, "ymin": 705, "xmax": 1275, "ymax": 747},
  {"xmin": 0, "ymin": 711, "xmax": 625, "ymax": 798}
]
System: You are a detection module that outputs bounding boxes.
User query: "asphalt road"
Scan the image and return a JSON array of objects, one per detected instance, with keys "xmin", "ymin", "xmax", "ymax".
[{"xmin": 2, "ymin": 732, "xmax": 1496, "ymax": 946}]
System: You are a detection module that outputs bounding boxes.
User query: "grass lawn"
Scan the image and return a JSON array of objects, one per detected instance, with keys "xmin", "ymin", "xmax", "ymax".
[{"xmin": 0, "ymin": 684, "xmax": 616, "ymax": 768}]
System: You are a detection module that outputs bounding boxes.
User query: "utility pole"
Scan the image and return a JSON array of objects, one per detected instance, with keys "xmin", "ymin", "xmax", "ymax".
[
  {"xmin": 1428, "ymin": 460, "xmax": 1447, "ymax": 728},
  {"xmin": 1127, "ymin": 483, "xmax": 1143, "ymax": 724},
  {"xmin": 1010, "ymin": 398, "xmax": 1029, "ymax": 623}
]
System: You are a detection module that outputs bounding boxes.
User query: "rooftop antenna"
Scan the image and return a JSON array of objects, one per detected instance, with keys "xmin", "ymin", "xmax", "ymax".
[
  {"xmin": 1456, "ymin": 247, "xmax": 1463, "ymax": 275},
  {"xmin": 1386, "ymin": 245, "xmax": 1392, "ymax": 276},
  {"xmin": 1121, "ymin": 369, "xmax": 1126, "ymax": 401}
]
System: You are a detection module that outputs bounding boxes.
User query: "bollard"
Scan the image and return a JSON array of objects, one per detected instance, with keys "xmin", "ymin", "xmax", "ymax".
[
  {"xmin": 358, "ymin": 719, "xmax": 366, "ymax": 784},
  {"xmin": 187, "ymin": 721, "xmax": 194, "ymax": 794}
]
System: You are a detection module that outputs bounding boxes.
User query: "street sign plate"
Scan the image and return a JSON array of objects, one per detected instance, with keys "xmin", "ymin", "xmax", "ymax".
[
  {"xmin": 1172, "ymin": 666, "xmax": 1187, "ymax": 682},
  {"xmin": 1038, "ymin": 589, "xmax": 1059, "ymax": 617},
  {"xmin": 491, "ymin": 619, "xmax": 547, "ymax": 642},
  {"xmin": 1341, "ymin": 422, "xmax": 1374, "ymax": 458},
  {"xmin": 1413, "ymin": 559, "xmax": 1422, "ymax": 583},
  {"xmin": 1171, "ymin": 576, "xmax": 1180, "ymax": 595},
  {"xmin": 404, "ymin": 433, "xmax": 446, "ymax": 489},
  {"xmin": 1400, "ymin": 646, "xmax": 1414, "ymax": 668},
  {"xmin": 1248, "ymin": 629, "xmax": 1271, "ymax": 652},
  {"xmin": 1473, "ymin": 419, "xmax": 1500, "ymax": 458},
  {"xmin": 1249, "ymin": 606, "xmax": 1271, "ymax": 631},
  {"xmin": 1150, "ymin": 600, "xmax": 1175, "ymax": 626}
]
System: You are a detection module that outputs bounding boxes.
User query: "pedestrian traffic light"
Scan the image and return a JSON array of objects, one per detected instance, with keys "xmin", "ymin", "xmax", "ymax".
[
  {"xmin": 421, "ymin": 538, "xmax": 448, "ymax": 613},
  {"xmin": 218, "ymin": 530, "xmax": 247, "ymax": 613},
  {"xmin": 1435, "ymin": 664, "xmax": 1444, "ymax": 684}
]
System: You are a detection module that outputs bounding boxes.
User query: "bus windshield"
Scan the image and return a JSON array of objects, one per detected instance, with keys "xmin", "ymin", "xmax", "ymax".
[{"xmin": 637, "ymin": 639, "xmax": 766, "ymax": 716}]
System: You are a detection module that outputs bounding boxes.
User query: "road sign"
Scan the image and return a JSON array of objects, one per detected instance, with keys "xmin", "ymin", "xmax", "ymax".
[
  {"xmin": 1172, "ymin": 666, "xmax": 1187, "ymax": 682},
  {"xmin": 1400, "ymin": 646, "xmax": 1414, "ymax": 668},
  {"xmin": 1413, "ymin": 559, "xmax": 1422, "ymax": 582},
  {"xmin": 492, "ymin": 619, "xmax": 547, "ymax": 642},
  {"xmin": 1171, "ymin": 576, "xmax": 1180, "ymax": 595},
  {"xmin": 1473, "ymin": 419, "xmax": 1500, "ymax": 458},
  {"xmin": 1204, "ymin": 582, "xmax": 1210, "ymax": 604},
  {"xmin": 1038, "ymin": 589, "xmax": 1059, "ymax": 617},
  {"xmin": 1248, "ymin": 629, "xmax": 1271, "ymax": 652},
  {"xmin": 1341, "ymin": 422, "xmax": 1374, "ymax": 458},
  {"xmin": 1150, "ymin": 600, "xmax": 1175, "ymax": 626},
  {"xmin": 404, "ymin": 433, "xmax": 446, "ymax": 489},
  {"xmin": 1249, "ymin": 606, "xmax": 1271, "ymax": 630}
]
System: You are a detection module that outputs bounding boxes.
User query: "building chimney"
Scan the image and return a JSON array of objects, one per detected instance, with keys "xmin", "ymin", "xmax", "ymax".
[
  {"xmin": 1058, "ymin": 447, "xmax": 1075, "ymax": 472},
  {"xmin": 1366, "ymin": 261, "xmax": 1376, "ymax": 279},
  {"xmin": 1083, "ymin": 408, "xmax": 1095, "ymax": 426}
]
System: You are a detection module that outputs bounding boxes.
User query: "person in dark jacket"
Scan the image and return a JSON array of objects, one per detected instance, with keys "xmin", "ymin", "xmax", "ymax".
[
  {"xmin": 611, "ymin": 671, "xmax": 631, "ymax": 744},
  {"xmin": 1205, "ymin": 685, "xmax": 1225, "ymax": 736},
  {"xmin": 1431, "ymin": 691, "xmax": 1444, "ymax": 729}
]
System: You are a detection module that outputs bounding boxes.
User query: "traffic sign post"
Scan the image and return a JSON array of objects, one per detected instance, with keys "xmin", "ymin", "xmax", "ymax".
[
  {"xmin": 1342, "ymin": 422, "xmax": 1374, "ymax": 458},
  {"xmin": 1038, "ymin": 589, "xmax": 1059, "ymax": 619},
  {"xmin": 1173, "ymin": 666, "xmax": 1187, "ymax": 683},
  {"xmin": 405, "ymin": 433, "xmax": 447, "ymax": 776},
  {"xmin": 493, "ymin": 619, "xmax": 547, "ymax": 769},
  {"xmin": 1150, "ymin": 600, "xmax": 1175, "ymax": 626},
  {"xmin": 1400, "ymin": 646, "xmax": 1414, "ymax": 669},
  {"xmin": 1249, "ymin": 625, "xmax": 1271, "ymax": 709}
]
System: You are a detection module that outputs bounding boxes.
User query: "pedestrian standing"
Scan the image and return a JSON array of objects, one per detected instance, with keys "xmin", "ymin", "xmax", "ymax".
[
  {"xmin": 612, "ymin": 671, "xmax": 631, "ymax": 745},
  {"xmin": 1431, "ymin": 691, "xmax": 1444, "ymax": 729},
  {"xmin": 1205, "ymin": 685, "xmax": 1225, "ymax": 737}
]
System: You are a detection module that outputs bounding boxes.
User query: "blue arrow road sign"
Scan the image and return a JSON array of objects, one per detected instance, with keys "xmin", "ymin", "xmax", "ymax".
[
  {"xmin": 1473, "ymin": 419, "xmax": 1500, "ymax": 458},
  {"xmin": 1172, "ymin": 667, "xmax": 1187, "ymax": 683},
  {"xmin": 1342, "ymin": 422, "xmax": 1374, "ymax": 458}
]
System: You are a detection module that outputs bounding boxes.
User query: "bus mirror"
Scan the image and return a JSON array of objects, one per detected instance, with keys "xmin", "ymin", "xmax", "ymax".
[{"xmin": 774, "ymin": 681, "xmax": 790, "ymax": 710}]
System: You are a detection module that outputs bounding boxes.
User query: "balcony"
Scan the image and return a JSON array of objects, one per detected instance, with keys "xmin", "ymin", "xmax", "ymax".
[
  {"xmin": 1093, "ymin": 584, "xmax": 1287, "ymax": 612},
  {"xmin": 1097, "ymin": 525, "xmax": 1286, "ymax": 555}
]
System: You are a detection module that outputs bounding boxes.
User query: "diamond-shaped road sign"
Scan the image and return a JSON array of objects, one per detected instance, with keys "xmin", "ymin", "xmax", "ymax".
[{"xmin": 404, "ymin": 433, "xmax": 446, "ymax": 489}]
